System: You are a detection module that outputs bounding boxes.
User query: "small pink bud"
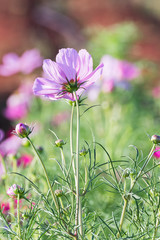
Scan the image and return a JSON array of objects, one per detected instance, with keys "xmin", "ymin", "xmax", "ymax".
[
  {"xmin": 15, "ymin": 123, "xmax": 32, "ymax": 138},
  {"xmin": 151, "ymin": 135, "xmax": 160, "ymax": 144},
  {"xmin": 55, "ymin": 139, "xmax": 65, "ymax": 148},
  {"xmin": 54, "ymin": 189, "xmax": 63, "ymax": 197},
  {"xmin": 7, "ymin": 184, "xmax": 25, "ymax": 199}
]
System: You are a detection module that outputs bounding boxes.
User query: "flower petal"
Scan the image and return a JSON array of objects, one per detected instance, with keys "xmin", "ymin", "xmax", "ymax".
[
  {"xmin": 81, "ymin": 63, "xmax": 104, "ymax": 88},
  {"xmin": 56, "ymin": 48, "xmax": 79, "ymax": 80},
  {"xmin": 77, "ymin": 49, "xmax": 93, "ymax": 79},
  {"xmin": 33, "ymin": 77, "xmax": 61, "ymax": 97},
  {"xmin": 43, "ymin": 59, "xmax": 66, "ymax": 83},
  {"xmin": 56, "ymin": 48, "xmax": 79, "ymax": 70}
]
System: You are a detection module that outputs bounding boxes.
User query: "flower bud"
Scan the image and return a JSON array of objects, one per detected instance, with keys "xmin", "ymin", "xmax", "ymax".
[
  {"xmin": 130, "ymin": 169, "xmax": 136, "ymax": 179},
  {"xmin": 54, "ymin": 189, "xmax": 63, "ymax": 197},
  {"xmin": 79, "ymin": 147, "xmax": 88, "ymax": 156},
  {"xmin": 55, "ymin": 139, "xmax": 65, "ymax": 148},
  {"xmin": 151, "ymin": 135, "xmax": 160, "ymax": 144},
  {"xmin": 7, "ymin": 184, "xmax": 25, "ymax": 199},
  {"xmin": 37, "ymin": 146, "xmax": 43, "ymax": 153},
  {"xmin": 22, "ymin": 212, "xmax": 30, "ymax": 219},
  {"xmin": 122, "ymin": 168, "xmax": 130, "ymax": 178},
  {"xmin": 15, "ymin": 123, "xmax": 32, "ymax": 138}
]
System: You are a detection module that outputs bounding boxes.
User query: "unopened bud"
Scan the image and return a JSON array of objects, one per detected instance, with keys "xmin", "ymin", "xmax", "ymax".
[
  {"xmin": 55, "ymin": 139, "xmax": 65, "ymax": 148},
  {"xmin": 22, "ymin": 212, "xmax": 30, "ymax": 219},
  {"xmin": 37, "ymin": 146, "xmax": 43, "ymax": 153},
  {"xmin": 122, "ymin": 168, "xmax": 130, "ymax": 178},
  {"xmin": 7, "ymin": 184, "xmax": 25, "ymax": 199},
  {"xmin": 79, "ymin": 147, "xmax": 88, "ymax": 156},
  {"xmin": 151, "ymin": 135, "xmax": 160, "ymax": 144},
  {"xmin": 54, "ymin": 189, "xmax": 63, "ymax": 197},
  {"xmin": 15, "ymin": 123, "xmax": 32, "ymax": 138}
]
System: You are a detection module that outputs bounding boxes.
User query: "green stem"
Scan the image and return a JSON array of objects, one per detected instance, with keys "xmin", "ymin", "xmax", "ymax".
[
  {"xmin": 27, "ymin": 137, "xmax": 59, "ymax": 211},
  {"xmin": 152, "ymin": 196, "xmax": 160, "ymax": 240},
  {"xmin": 83, "ymin": 156, "xmax": 88, "ymax": 192},
  {"xmin": 17, "ymin": 194, "xmax": 22, "ymax": 240},
  {"xmin": 60, "ymin": 148, "xmax": 66, "ymax": 171},
  {"xmin": 73, "ymin": 92, "xmax": 83, "ymax": 238},
  {"xmin": 117, "ymin": 198, "xmax": 128, "ymax": 238},
  {"xmin": 152, "ymin": 216, "xmax": 159, "ymax": 240},
  {"xmin": 70, "ymin": 103, "xmax": 76, "ymax": 177},
  {"xmin": 117, "ymin": 144, "xmax": 155, "ymax": 237}
]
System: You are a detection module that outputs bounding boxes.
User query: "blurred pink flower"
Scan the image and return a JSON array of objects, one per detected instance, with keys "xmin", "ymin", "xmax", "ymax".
[
  {"xmin": 152, "ymin": 86, "xmax": 160, "ymax": 99},
  {"xmin": 100, "ymin": 55, "xmax": 140, "ymax": 92},
  {"xmin": 4, "ymin": 81, "xmax": 33, "ymax": 120},
  {"xmin": 0, "ymin": 129, "xmax": 4, "ymax": 142},
  {"xmin": 33, "ymin": 48, "xmax": 103, "ymax": 101},
  {"xmin": 1, "ymin": 202, "xmax": 10, "ymax": 215},
  {"xmin": 0, "ymin": 135, "xmax": 21, "ymax": 157},
  {"xmin": 17, "ymin": 154, "xmax": 33, "ymax": 168},
  {"xmin": 51, "ymin": 111, "xmax": 70, "ymax": 126},
  {"xmin": 153, "ymin": 147, "xmax": 160, "ymax": 159},
  {"xmin": 0, "ymin": 49, "xmax": 43, "ymax": 76}
]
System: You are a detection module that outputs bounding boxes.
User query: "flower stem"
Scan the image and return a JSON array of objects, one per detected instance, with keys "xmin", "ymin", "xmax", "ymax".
[
  {"xmin": 70, "ymin": 103, "xmax": 76, "ymax": 176},
  {"xmin": 73, "ymin": 92, "xmax": 83, "ymax": 238},
  {"xmin": 117, "ymin": 198, "xmax": 128, "ymax": 238},
  {"xmin": 152, "ymin": 216, "xmax": 159, "ymax": 240},
  {"xmin": 83, "ymin": 156, "xmax": 88, "ymax": 192},
  {"xmin": 117, "ymin": 144, "xmax": 155, "ymax": 237},
  {"xmin": 27, "ymin": 137, "xmax": 59, "ymax": 212},
  {"xmin": 17, "ymin": 194, "xmax": 22, "ymax": 240}
]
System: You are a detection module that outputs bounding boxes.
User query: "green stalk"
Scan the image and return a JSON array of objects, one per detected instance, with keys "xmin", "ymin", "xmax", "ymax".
[
  {"xmin": 83, "ymin": 156, "xmax": 88, "ymax": 192},
  {"xmin": 117, "ymin": 144, "xmax": 155, "ymax": 237},
  {"xmin": 69, "ymin": 103, "xmax": 76, "ymax": 176},
  {"xmin": 117, "ymin": 198, "xmax": 128, "ymax": 238},
  {"xmin": 17, "ymin": 194, "xmax": 22, "ymax": 240},
  {"xmin": 152, "ymin": 216, "xmax": 159, "ymax": 240},
  {"xmin": 73, "ymin": 92, "xmax": 83, "ymax": 238},
  {"xmin": 60, "ymin": 148, "xmax": 66, "ymax": 171},
  {"xmin": 27, "ymin": 137, "xmax": 59, "ymax": 211}
]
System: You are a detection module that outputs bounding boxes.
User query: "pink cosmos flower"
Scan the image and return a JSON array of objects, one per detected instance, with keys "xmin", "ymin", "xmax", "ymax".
[
  {"xmin": 17, "ymin": 154, "xmax": 33, "ymax": 168},
  {"xmin": 153, "ymin": 147, "xmax": 160, "ymax": 159},
  {"xmin": 100, "ymin": 55, "xmax": 140, "ymax": 92},
  {"xmin": 1, "ymin": 202, "xmax": 10, "ymax": 215},
  {"xmin": 4, "ymin": 81, "xmax": 33, "ymax": 120},
  {"xmin": 33, "ymin": 48, "xmax": 103, "ymax": 101},
  {"xmin": 0, "ymin": 49, "xmax": 43, "ymax": 76},
  {"xmin": 0, "ymin": 135, "xmax": 22, "ymax": 157}
]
